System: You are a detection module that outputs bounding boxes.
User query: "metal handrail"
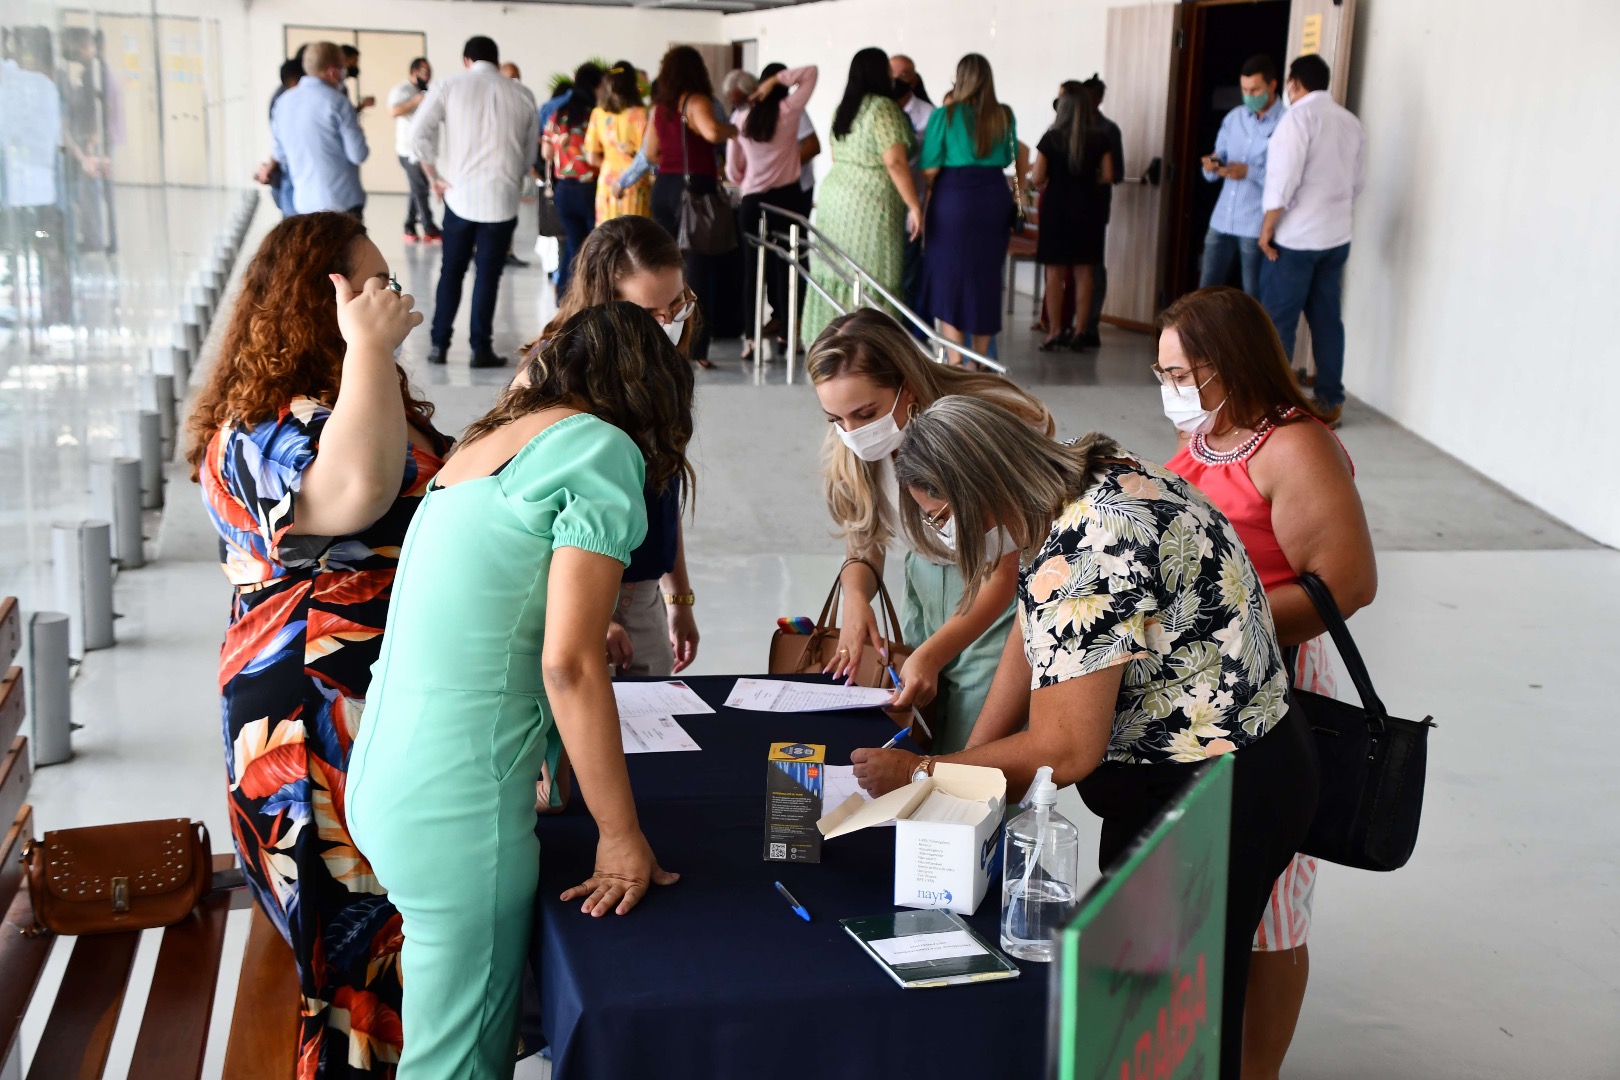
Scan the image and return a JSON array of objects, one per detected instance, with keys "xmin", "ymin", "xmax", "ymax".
[{"xmin": 745, "ymin": 204, "xmax": 1006, "ymax": 377}]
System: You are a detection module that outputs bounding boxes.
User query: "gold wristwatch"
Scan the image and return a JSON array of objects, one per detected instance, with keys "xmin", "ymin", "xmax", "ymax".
[{"xmin": 662, "ymin": 592, "xmax": 695, "ymax": 606}]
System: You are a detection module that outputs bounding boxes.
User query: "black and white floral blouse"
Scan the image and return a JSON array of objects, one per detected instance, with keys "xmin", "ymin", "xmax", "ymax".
[{"xmin": 1018, "ymin": 453, "xmax": 1290, "ymax": 765}]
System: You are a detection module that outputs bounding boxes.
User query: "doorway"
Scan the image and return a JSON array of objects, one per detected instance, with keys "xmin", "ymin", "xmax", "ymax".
[{"xmin": 1165, "ymin": 0, "xmax": 1291, "ymax": 303}]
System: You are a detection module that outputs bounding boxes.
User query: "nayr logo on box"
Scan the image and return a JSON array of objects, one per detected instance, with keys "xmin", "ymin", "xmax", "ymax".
[{"xmin": 913, "ymin": 888, "xmax": 953, "ymax": 907}]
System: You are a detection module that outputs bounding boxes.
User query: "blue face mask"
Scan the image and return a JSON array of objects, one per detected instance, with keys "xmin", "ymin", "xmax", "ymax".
[{"xmin": 1242, "ymin": 91, "xmax": 1270, "ymax": 113}]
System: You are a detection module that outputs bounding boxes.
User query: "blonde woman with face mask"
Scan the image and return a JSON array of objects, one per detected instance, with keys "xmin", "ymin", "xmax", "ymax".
[{"xmin": 807, "ymin": 307, "xmax": 1053, "ymax": 752}]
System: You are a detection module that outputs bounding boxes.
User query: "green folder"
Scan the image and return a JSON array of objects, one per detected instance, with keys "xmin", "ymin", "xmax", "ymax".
[{"xmin": 841, "ymin": 910, "xmax": 1022, "ymax": 989}]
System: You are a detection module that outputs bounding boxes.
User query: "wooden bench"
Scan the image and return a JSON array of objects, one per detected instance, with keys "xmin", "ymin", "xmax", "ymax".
[{"xmin": 0, "ymin": 596, "xmax": 300, "ymax": 1079}]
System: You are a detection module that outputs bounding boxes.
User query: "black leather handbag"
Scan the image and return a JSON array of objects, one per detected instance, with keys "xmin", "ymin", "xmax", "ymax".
[
  {"xmin": 1292, "ymin": 572, "xmax": 1436, "ymax": 872},
  {"xmin": 537, "ymin": 162, "xmax": 566, "ymax": 240},
  {"xmin": 675, "ymin": 100, "xmax": 737, "ymax": 256}
]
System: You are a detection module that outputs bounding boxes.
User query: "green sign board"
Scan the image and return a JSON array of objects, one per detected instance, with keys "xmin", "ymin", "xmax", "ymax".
[{"xmin": 1049, "ymin": 756, "xmax": 1232, "ymax": 1080}]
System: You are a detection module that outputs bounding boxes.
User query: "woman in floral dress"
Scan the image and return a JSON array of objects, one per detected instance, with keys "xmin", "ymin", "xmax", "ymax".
[
  {"xmin": 800, "ymin": 47, "xmax": 922, "ymax": 343},
  {"xmin": 185, "ymin": 211, "xmax": 446, "ymax": 1078},
  {"xmin": 586, "ymin": 61, "xmax": 652, "ymax": 222}
]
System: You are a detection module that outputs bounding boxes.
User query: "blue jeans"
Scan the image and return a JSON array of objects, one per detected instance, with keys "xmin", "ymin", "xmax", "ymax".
[
  {"xmin": 553, "ymin": 178, "xmax": 596, "ymax": 294},
  {"xmin": 1199, "ymin": 228, "xmax": 1262, "ymax": 297},
  {"xmin": 432, "ymin": 206, "xmax": 519, "ymax": 353},
  {"xmin": 1260, "ymin": 241, "xmax": 1351, "ymax": 407},
  {"xmin": 271, "ymin": 175, "xmax": 296, "ymax": 217}
]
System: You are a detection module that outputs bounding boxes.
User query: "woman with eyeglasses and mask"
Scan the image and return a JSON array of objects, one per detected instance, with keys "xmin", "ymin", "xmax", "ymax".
[
  {"xmin": 348, "ymin": 301, "xmax": 693, "ymax": 1078},
  {"xmin": 1158, "ymin": 286, "xmax": 1374, "ymax": 1080},
  {"xmin": 848, "ymin": 394, "xmax": 1317, "ymax": 1080},
  {"xmin": 808, "ymin": 307, "xmax": 1053, "ymax": 753},
  {"xmin": 517, "ymin": 215, "xmax": 702, "ymax": 688}
]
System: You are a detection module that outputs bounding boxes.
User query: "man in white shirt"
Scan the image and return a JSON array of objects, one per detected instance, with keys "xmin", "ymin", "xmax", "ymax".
[
  {"xmin": 412, "ymin": 36, "xmax": 538, "ymax": 368},
  {"xmin": 1258, "ymin": 53, "xmax": 1365, "ymax": 420},
  {"xmin": 891, "ymin": 54, "xmax": 934, "ymax": 321},
  {"xmin": 389, "ymin": 57, "xmax": 439, "ymax": 244}
]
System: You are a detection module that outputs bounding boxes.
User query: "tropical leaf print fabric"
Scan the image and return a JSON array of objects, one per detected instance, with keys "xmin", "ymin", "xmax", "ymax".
[
  {"xmin": 1019, "ymin": 455, "xmax": 1289, "ymax": 765},
  {"xmin": 201, "ymin": 396, "xmax": 446, "ymax": 1078}
]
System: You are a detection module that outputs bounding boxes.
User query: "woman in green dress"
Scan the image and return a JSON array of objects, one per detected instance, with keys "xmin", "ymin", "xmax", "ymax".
[
  {"xmin": 348, "ymin": 301, "xmax": 694, "ymax": 1079},
  {"xmin": 800, "ymin": 47, "xmax": 923, "ymax": 343}
]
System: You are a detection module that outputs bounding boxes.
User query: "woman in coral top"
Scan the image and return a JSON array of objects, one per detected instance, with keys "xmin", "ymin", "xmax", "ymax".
[{"xmin": 1158, "ymin": 286, "xmax": 1376, "ymax": 1080}]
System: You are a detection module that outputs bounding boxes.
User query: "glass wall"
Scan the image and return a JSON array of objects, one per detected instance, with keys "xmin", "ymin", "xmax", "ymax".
[{"xmin": 0, "ymin": 0, "xmax": 254, "ymax": 608}]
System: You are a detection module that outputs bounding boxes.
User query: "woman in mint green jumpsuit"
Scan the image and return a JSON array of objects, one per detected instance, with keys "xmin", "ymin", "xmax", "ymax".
[{"xmin": 348, "ymin": 302, "xmax": 693, "ymax": 1079}]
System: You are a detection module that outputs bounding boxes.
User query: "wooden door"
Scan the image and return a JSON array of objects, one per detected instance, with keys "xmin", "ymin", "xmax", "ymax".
[
  {"xmin": 157, "ymin": 16, "xmax": 207, "ymax": 185},
  {"xmin": 356, "ymin": 30, "xmax": 427, "ymax": 196},
  {"xmin": 1281, "ymin": 0, "xmax": 1357, "ymax": 379},
  {"xmin": 100, "ymin": 15, "xmax": 162, "ymax": 185},
  {"xmin": 1100, "ymin": 3, "xmax": 1183, "ymax": 330}
]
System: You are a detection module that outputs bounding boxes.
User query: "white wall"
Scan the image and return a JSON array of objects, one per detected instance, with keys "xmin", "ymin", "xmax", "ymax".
[
  {"xmin": 244, "ymin": 0, "xmax": 726, "ymax": 173},
  {"xmin": 1344, "ymin": 0, "xmax": 1619, "ymax": 547}
]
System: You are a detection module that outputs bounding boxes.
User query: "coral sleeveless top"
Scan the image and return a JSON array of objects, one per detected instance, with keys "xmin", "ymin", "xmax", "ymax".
[{"xmin": 1165, "ymin": 409, "xmax": 1352, "ymax": 592}]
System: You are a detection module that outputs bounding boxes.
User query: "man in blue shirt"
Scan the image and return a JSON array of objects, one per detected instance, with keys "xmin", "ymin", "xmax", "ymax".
[
  {"xmin": 1198, "ymin": 54, "xmax": 1283, "ymax": 297},
  {"xmin": 270, "ymin": 41, "xmax": 368, "ymax": 219}
]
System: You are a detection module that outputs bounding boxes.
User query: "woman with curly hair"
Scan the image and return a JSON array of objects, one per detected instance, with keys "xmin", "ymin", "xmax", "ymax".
[{"xmin": 185, "ymin": 210, "xmax": 444, "ymax": 1076}]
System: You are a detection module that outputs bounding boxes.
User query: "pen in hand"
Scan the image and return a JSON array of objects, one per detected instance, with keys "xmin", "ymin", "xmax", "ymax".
[
  {"xmin": 880, "ymin": 726, "xmax": 911, "ymax": 750},
  {"xmin": 774, "ymin": 881, "xmax": 811, "ymax": 922}
]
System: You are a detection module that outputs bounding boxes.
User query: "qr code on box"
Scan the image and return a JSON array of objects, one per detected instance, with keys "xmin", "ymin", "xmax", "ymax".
[{"xmin": 769, "ymin": 843, "xmax": 787, "ymax": 860}]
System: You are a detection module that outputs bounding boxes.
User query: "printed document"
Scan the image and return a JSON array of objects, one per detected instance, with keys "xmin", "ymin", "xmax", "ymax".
[
  {"xmin": 613, "ymin": 680, "xmax": 715, "ymax": 718},
  {"xmin": 724, "ymin": 678, "xmax": 894, "ymax": 713},
  {"xmin": 869, "ymin": 930, "xmax": 990, "ymax": 966},
  {"xmin": 620, "ymin": 714, "xmax": 701, "ymax": 754},
  {"xmin": 822, "ymin": 765, "xmax": 891, "ymax": 825}
]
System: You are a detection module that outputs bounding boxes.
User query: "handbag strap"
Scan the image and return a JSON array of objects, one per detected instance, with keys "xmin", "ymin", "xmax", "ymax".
[
  {"xmin": 824, "ymin": 558, "xmax": 908, "ymax": 649},
  {"xmin": 1294, "ymin": 572, "xmax": 1386, "ymax": 719},
  {"xmin": 677, "ymin": 97, "xmax": 692, "ymax": 183}
]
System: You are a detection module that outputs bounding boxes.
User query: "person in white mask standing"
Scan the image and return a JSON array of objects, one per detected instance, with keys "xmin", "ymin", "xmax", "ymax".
[
  {"xmin": 807, "ymin": 308, "xmax": 1054, "ymax": 752},
  {"xmin": 1159, "ymin": 286, "xmax": 1375, "ymax": 1080}
]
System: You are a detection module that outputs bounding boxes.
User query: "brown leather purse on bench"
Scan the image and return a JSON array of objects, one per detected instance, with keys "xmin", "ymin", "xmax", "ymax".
[{"xmin": 22, "ymin": 818, "xmax": 212, "ymax": 936}]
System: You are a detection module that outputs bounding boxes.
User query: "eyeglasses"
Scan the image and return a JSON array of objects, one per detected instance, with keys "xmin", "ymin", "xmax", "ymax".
[
  {"xmin": 647, "ymin": 289, "xmax": 697, "ymax": 326},
  {"xmin": 1151, "ymin": 364, "xmax": 1203, "ymax": 390},
  {"xmin": 919, "ymin": 505, "xmax": 952, "ymax": 534}
]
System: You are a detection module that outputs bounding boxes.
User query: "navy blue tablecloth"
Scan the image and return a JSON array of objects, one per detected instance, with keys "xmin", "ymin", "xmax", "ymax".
[{"xmin": 532, "ymin": 675, "xmax": 1046, "ymax": 1080}]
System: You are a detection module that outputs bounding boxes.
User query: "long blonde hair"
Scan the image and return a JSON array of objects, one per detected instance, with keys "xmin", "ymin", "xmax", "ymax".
[
  {"xmin": 947, "ymin": 53, "xmax": 1011, "ymax": 160},
  {"xmin": 806, "ymin": 308, "xmax": 1054, "ymax": 557}
]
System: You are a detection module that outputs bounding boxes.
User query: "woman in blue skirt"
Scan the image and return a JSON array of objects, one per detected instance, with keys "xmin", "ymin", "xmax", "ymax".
[{"xmin": 918, "ymin": 54, "xmax": 1026, "ymax": 365}]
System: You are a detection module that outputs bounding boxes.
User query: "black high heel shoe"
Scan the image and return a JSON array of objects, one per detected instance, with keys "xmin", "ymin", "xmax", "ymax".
[{"xmin": 1038, "ymin": 328, "xmax": 1073, "ymax": 352}]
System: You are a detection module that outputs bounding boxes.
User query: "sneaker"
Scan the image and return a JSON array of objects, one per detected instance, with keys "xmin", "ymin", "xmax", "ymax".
[
  {"xmin": 423, "ymin": 231, "xmax": 442, "ymax": 244},
  {"xmin": 470, "ymin": 348, "xmax": 506, "ymax": 369},
  {"xmin": 403, "ymin": 232, "xmax": 419, "ymax": 244},
  {"xmin": 426, "ymin": 345, "xmax": 447, "ymax": 365},
  {"xmin": 1314, "ymin": 402, "xmax": 1343, "ymax": 428}
]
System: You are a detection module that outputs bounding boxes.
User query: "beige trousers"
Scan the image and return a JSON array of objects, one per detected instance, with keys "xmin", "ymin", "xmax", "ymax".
[{"xmin": 613, "ymin": 579, "xmax": 674, "ymax": 678}]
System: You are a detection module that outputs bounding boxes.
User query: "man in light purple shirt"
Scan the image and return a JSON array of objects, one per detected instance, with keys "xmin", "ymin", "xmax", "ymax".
[{"xmin": 1258, "ymin": 53, "xmax": 1365, "ymax": 419}]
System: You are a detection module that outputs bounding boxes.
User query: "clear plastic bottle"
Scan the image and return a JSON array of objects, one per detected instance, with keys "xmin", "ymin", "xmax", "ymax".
[{"xmin": 1000, "ymin": 766, "xmax": 1080, "ymax": 962}]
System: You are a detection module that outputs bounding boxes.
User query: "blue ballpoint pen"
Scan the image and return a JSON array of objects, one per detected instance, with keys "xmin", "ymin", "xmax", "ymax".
[
  {"xmin": 774, "ymin": 881, "xmax": 811, "ymax": 922},
  {"xmin": 880, "ymin": 726, "xmax": 911, "ymax": 750}
]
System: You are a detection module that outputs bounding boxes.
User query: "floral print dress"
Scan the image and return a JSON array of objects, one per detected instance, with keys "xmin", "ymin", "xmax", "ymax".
[
  {"xmin": 200, "ymin": 396, "xmax": 448, "ymax": 1078},
  {"xmin": 1019, "ymin": 454, "xmax": 1290, "ymax": 763}
]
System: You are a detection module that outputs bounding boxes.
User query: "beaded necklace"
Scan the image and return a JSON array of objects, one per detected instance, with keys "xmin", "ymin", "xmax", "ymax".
[{"xmin": 1189, "ymin": 408, "xmax": 1297, "ymax": 465}]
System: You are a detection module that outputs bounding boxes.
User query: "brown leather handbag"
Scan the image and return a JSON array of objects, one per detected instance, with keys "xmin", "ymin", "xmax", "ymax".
[
  {"xmin": 22, "ymin": 818, "xmax": 212, "ymax": 936},
  {"xmin": 769, "ymin": 559, "xmax": 911, "ymax": 689}
]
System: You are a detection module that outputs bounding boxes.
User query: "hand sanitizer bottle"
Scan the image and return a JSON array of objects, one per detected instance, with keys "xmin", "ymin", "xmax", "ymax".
[{"xmin": 1000, "ymin": 766, "xmax": 1079, "ymax": 962}]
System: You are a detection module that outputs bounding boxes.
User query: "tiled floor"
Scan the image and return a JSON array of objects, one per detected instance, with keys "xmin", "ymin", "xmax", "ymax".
[{"xmin": 11, "ymin": 190, "xmax": 1618, "ymax": 1078}]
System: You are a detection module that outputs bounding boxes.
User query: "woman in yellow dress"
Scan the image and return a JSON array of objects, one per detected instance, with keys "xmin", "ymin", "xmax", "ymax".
[{"xmin": 586, "ymin": 61, "xmax": 652, "ymax": 222}]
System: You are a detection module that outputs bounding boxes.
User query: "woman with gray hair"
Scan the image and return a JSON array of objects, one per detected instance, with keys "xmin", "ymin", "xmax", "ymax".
[{"xmin": 849, "ymin": 395, "xmax": 1317, "ymax": 1080}]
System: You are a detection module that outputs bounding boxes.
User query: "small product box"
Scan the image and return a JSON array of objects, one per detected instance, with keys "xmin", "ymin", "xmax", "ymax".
[
  {"xmin": 764, "ymin": 742, "xmax": 825, "ymax": 864},
  {"xmin": 817, "ymin": 763, "xmax": 1006, "ymax": 916}
]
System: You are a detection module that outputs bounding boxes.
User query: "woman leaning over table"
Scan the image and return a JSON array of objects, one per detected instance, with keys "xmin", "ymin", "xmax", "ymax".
[
  {"xmin": 348, "ymin": 302, "xmax": 693, "ymax": 1079},
  {"xmin": 186, "ymin": 210, "xmax": 443, "ymax": 1075},
  {"xmin": 1158, "ymin": 286, "xmax": 1375, "ymax": 1080},
  {"xmin": 849, "ymin": 396, "xmax": 1317, "ymax": 1080},
  {"xmin": 808, "ymin": 307, "xmax": 1052, "ymax": 754}
]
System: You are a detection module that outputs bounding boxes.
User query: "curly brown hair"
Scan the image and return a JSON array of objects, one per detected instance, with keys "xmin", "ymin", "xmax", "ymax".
[
  {"xmin": 183, "ymin": 212, "xmax": 435, "ymax": 481},
  {"xmin": 459, "ymin": 301, "xmax": 695, "ymax": 500}
]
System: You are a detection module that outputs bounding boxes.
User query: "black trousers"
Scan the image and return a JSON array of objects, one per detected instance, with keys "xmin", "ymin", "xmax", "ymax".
[
  {"xmin": 739, "ymin": 181, "xmax": 807, "ymax": 332},
  {"xmin": 1077, "ymin": 702, "xmax": 1319, "ymax": 1080},
  {"xmin": 398, "ymin": 156, "xmax": 438, "ymax": 236},
  {"xmin": 431, "ymin": 206, "xmax": 518, "ymax": 353},
  {"xmin": 652, "ymin": 172, "xmax": 716, "ymax": 362}
]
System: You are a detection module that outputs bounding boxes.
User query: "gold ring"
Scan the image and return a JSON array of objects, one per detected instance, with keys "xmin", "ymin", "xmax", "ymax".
[{"xmin": 839, "ymin": 647, "xmax": 849, "ymax": 655}]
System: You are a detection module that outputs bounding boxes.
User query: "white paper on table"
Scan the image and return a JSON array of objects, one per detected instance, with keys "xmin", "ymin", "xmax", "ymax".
[
  {"xmin": 613, "ymin": 680, "xmax": 716, "ymax": 719},
  {"xmin": 619, "ymin": 714, "xmax": 701, "ymax": 754},
  {"xmin": 910, "ymin": 788, "xmax": 993, "ymax": 826},
  {"xmin": 723, "ymin": 677, "xmax": 895, "ymax": 713},
  {"xmin": 868, "ymin": 930, "xmax": 989, "ymax": 966},
  {"xmin": 821, "ymin": 765, "xmax": 892, "ymax": 827}
]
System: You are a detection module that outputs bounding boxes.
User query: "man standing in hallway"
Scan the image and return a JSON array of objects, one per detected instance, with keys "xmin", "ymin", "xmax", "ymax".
[
  {"xmin": 340, "ymin": 44, "xmax": 376, "ymax": 112},
  {"xmin": 390, "ymin": 57, "xmax": 440, "ymax": 244},
  {"xmin": 271, "ymin": 41, "xmax": 368, "ymax": 219},
  {"xmin": 1259, "ymin": 53, "xmax": 1364, "ymax": 422},
  {"xmin": 1079, "ymin": 74, "xmax": 1124, "ymax": 348},
  {"xmin": 413, "ymin": 35, "xmax": 538, "ymax": 368},
  {"xmin": 1199, "ymin": 54, "xmax": 1283, "ymax": 297},
  {"xmin": 890, "ymin": 54, "xmax": 933, "ymax": 321}
]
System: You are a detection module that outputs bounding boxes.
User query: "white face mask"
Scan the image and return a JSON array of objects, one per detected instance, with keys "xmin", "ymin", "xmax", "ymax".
[
  {"xmin": 836, "ymin": 392, "xmax": 905, "ymax": 462},
  {"xmin": 1160, "ymin": 377, "xmax": 1226, "ymax": 435},
  {"xmin": 938, "ymin": 517, "xmax": 1019, "ymax": 561},
  {"xmin": 661, "ymin": 320, "xmax": 684, "ymax": 346}
]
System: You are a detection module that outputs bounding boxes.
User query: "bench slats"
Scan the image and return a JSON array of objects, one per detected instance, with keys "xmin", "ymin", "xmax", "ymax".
[
  {"xmin": 222, "ymin": 903, "xmax": 301, "ymax": 1079},
  {"xmin": 0, "ymin": 668, "xmax": 22, "ymax": 749},
  {"xmin": 126, "ymin": 888, "xmax": 233, "ymax": 1080},
  {"xmin": 0, "ymin": 805, "xmax": 30, "ymax": 925},
  {"xmin": 0, "ymin": 808, "xmax": 49, "ymax": 1072},
  {"xmin": 0, "ymin": 739, "xmax": 29, "ymax": 858},
  {"xmin": 25, "ymin": 928, "xmax": 142, "ymax": 1080},
  {"xmin": 0, "ymin": 597, "xmax": 19, "ymax": 671}
]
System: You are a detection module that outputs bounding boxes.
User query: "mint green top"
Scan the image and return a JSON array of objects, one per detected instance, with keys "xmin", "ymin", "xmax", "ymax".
[{"xmin": 920, "ymin": 103, "xmax": 1017, "ymax": 169}]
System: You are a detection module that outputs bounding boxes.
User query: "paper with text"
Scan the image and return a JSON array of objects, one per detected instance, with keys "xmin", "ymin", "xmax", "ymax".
[
  {"xmin": 613, "ymin": 680, "xmax": 715, "ymax": 719},
  {"xmin": 869, "ymin": 930, "xmax": 990, "ymax": 966},
  {"xmin": 822, "ymin": 765, "xmax": 892, "ymax": 827},
  {"xmin": 724, "ymin": 678, "xmax": 895, "ymax": 713},
  {"xmin": 620, "ymin": 714, "xmax": 701, "ymax": 754}
]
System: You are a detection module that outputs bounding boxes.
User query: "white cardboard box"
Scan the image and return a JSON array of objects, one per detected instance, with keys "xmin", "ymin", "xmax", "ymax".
[{"xmin": 817, "ymin": 763, "xmax": 1007, "ymax": 916}]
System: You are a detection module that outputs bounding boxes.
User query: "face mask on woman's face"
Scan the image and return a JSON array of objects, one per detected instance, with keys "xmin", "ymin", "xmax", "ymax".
[
  {"xmin": 1160, "ymin": 377, "xmax": 1226, "ymax": 435},
  {"xmin": 835, "ymin": 391, "xmax": 905, "ymax": 462},
  {"xmin": 662, "ymin": 320, "xmax": 684, "ymax": 346},
  {"xmin": 937, "ymin": 517, "xmax": 1019, "ymax": 561}
]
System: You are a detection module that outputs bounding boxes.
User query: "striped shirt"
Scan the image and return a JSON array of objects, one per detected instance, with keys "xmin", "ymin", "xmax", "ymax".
[{"xmin": 410, "ymin": 60, "xmax": 538, "ymax": 223}]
